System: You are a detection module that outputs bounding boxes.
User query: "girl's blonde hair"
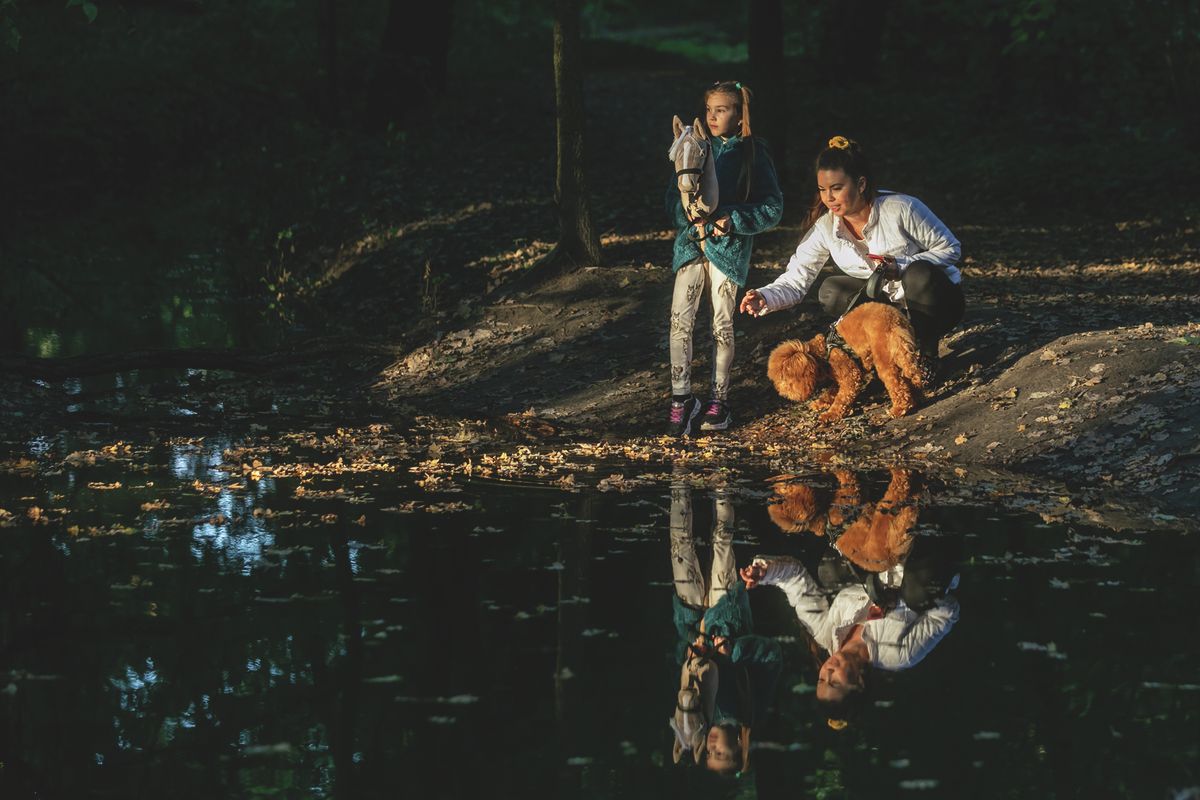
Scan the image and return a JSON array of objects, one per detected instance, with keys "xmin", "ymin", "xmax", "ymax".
[{"xmin": 704, "ymin": 80, "xmax": 756, "ymax": 202}]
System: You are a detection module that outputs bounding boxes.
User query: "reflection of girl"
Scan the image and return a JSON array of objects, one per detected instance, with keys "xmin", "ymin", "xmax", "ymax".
[{"xmin": 668, "ymin": 476, "xmax": 782, "ymax": 775}]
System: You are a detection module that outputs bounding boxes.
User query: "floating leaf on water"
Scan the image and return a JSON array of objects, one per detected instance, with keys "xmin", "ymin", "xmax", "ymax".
[
  {"xmin": 1049, "ymin": 578, "xmax": 1070, "ymax": 589},
  {"xmin": 973, "ymin": 731, "xmax": 1001, "ymax": 740},
  {"xmin": 362, "ymin": 675, "xmax": 404, "ymax": 684},
  {"xmin": 242, "ymin": 743, "xmax": 294, "ymax": 757},
  {"xmin": 899, "ymin": 779, "xmax": 939, "ymax": 790},
  {"xmin": 566, "ymin": 757, "xmax": 593, "ymax": 766},
  {"xmin": 890, "ymin": 759, "xmax": 911, "ymax": 768}
]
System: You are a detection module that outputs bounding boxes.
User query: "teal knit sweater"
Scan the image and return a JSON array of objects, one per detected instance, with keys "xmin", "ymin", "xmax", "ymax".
[{"xmin": 666, "ymin": 135, "xmax": 783, "ymax": 287}]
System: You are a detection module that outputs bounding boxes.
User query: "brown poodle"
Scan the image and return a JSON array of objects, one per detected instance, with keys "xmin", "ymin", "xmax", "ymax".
[{"xmin": 767, "ymin": 302, "xmax": 926, "ymax": 422}]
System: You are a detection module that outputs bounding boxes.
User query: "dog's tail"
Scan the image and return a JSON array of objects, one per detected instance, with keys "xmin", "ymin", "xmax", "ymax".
[
  {"xmin": 768, "ymin": 339, "xmax": 821, "ymax": 402},
  {"xmin": 890, "ymin": 317, "xmax": 926, "ymax": 390}
]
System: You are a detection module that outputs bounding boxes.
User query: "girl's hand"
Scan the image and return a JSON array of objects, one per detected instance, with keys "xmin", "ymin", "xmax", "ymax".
[
  {"xmin": 711, "ymin": 216, "xmax": 732, "ymax": 237},
  {"xmin": 739, "ymin": 289, "xmax": 767, "ymax": 317}
]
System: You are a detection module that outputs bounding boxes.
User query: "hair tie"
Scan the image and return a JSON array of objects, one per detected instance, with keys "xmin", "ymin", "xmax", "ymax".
[
  {"xmin": 735, "ymin": 81, "xmax": 743, "ymax": 90},
  {"xmin": 828, "ymin": 135, "xmax": 852, "ymax": 150},
  {"xmin": 827, "ymin": 718, "xmax": 849, "ymax": 730}
]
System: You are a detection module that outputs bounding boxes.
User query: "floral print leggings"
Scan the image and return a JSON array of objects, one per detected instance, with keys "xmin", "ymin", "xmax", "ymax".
[{"xmin": 669, "ymin": 260, "xmax": 737, "ymax": 401}]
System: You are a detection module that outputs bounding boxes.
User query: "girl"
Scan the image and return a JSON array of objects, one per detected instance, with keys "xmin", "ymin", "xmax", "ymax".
[
  {"xmin": 740, "ymin": 136, "xmax": 964, "ymax": 378},
  {"xmin": 666, "ymin": 81, "xmax": 783, "ymax": 436}
]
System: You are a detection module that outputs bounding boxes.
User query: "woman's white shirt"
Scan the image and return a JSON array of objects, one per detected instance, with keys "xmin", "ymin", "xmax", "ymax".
[{"xmin": 755, "ymin": 192, "xmax": 961, "ymax": 310}]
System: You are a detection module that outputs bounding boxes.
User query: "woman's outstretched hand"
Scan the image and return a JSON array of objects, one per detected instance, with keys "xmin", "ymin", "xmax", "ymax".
[
  {"xmin": 740, "ymin": 289, "xmax": 767, "ymax": 317},
  {"xmin": 739, "ymin": 561, "xmax": 767, "ymax": 588}
]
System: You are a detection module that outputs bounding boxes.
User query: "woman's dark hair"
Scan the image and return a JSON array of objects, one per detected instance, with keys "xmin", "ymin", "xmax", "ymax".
[
  {"xmin": 704, "ymin": 80, "xmax": 756, "ymax": 202},
  {"xmin": 805, "ymin": 135, "xmax": 876, "ymax": 228}
]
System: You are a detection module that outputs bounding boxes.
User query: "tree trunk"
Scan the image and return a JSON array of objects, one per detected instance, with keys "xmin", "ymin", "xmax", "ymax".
[
  {"xmin": 367, "ymin": 0, "xmax": 455, "ymax": 130},
  {"xmin": 318, "ymin": 0, "xmax": 339, "ymax": 123},
  {"xmin": 749, "ymin": 0, "xmax": 787, "ymax": 187},
  {"xmin": 551, "ymin": 0, "xmax": 602, "ymax": 268}
]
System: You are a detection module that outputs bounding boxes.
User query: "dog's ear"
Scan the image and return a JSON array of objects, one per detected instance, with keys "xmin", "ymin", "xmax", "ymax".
[
  {"xmin": 768, "ymin": 483, "xmax": 821, "ymax": 533},
  {"xmin": 768, "ymin": 340, "xmax": 819, "ymax": 402},
  {"xmin": 808, "ymin": 333, "xmax": 826, "ymax": 353}
]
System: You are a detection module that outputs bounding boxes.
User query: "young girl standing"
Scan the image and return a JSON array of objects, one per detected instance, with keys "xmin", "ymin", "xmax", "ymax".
[{"xmin": 666, "ymin": 81, "xmax": 783, "ymax": 436}]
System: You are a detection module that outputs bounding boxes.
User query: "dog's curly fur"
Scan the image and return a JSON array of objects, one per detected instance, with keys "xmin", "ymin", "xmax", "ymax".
[{"xmin": 767, "ymin": 302, "xmax": 926, "ymax": 421}]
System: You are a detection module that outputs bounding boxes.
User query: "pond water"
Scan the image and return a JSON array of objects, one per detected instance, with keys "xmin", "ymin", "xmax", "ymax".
[{"xmin": 0, "ymin": 432, "xmax": 1196, "ymax": 799}]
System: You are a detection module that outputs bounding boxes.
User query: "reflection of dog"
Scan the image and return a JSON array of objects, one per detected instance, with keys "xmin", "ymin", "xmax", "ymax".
[
  {"xmin": 835, "ymin": 469, "xmax": 921, "ymax": 573},
  {"xmin": 767, "ymin": 470, "xmax": 862, "ymax": 536},
  {"xmin": 767, "ymin": 302, "xmax": 926, "ymax": 421},
  {"xmin": 767, "ymin": 469, "xmax": 920, "ymax": 572},
  {"xmin": 670, "ymin": 650, "xmax": 718, "ymax": 764}
]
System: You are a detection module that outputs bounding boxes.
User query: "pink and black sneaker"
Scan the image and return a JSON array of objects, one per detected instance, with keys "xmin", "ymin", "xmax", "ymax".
[
  {"xmin": 666, "ymin": 396, "xmax": 702, "ymax": 437},
  {"xmin": 699, "ymin": 400, "xmax": 732, "ymax": 431}
]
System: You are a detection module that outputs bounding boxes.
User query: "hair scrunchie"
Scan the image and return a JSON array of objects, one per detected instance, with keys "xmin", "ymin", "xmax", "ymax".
[{"xmin": 828, "ymin": 135, "xmax": 853, "ymax": 150}]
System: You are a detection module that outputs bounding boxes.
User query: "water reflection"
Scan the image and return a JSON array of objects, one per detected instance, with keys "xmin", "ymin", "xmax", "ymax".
[
  {"xmin": 667, "ymin": 471, "xmax": 781, "ymax": 775},
  {"xmin": 663, "ymin": 466, "xmax": 964, "ymax": 779}
]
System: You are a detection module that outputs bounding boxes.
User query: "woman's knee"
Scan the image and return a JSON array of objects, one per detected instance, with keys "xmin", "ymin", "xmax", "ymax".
[
  {"xmin": 901, "ymin": 261, "xmax": 939, "ymax": 296},
  {"xmin": 818, "ymin": 280, "xmax": 854, "ymax": 316}
]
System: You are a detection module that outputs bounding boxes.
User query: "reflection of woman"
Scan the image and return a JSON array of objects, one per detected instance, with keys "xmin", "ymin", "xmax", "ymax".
[
  {"xmin": 668, "ymin": 475, "xmax": 781, "ymax": 775},
  {"xmin": 740, "ymin": 556, "xmax": 958, "ymax": 707},
  {"xmin": 743, "ymin": 469, "xmax": 959, "ymax": 713}
]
